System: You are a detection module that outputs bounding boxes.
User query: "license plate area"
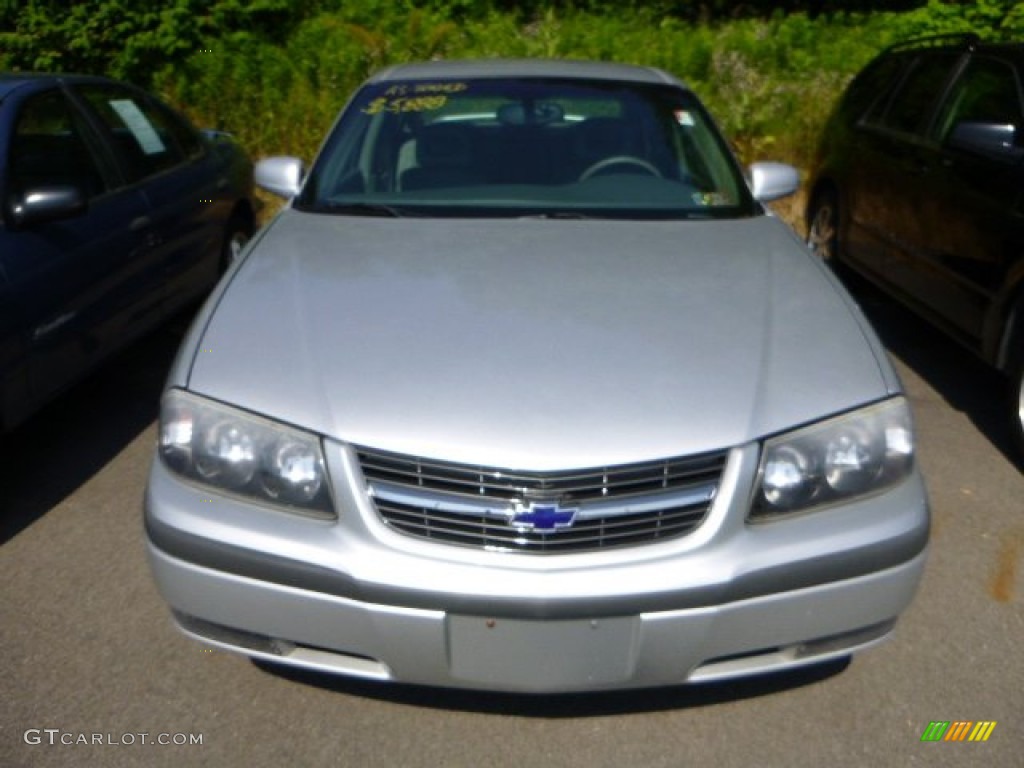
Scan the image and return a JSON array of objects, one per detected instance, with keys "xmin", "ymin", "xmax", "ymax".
[{"xmin": 446, "ymin": 615, "xmax": 638, "ymax": 691}]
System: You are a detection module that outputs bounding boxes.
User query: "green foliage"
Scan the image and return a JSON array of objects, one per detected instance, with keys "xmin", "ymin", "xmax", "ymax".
[
  {"xmin": 154, "ymin": 6, "xmax": 463, "ymax": 154},
  {"xmin": 456, "ymin": 8, "xmax": 896, "ymax": 165},
  {"xmin": 889, "ymin": 0, "xmax": 1024, "ymax": 39},
  {"xmin": 345, "ymin": 8, "xmax": 461, "ymax": 69},
  {"xmin": 0, "ymin": 0, "xmax": 307, "ymax": 81},
  {"xmin": 2, "ymin": 0, "xmax": 1018, "ymax": 174}
]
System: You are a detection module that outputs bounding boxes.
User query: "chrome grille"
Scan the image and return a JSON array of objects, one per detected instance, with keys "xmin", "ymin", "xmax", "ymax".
[{"xmin": 357, "ymin": 447, "xmax": 727, "ymax": 554}]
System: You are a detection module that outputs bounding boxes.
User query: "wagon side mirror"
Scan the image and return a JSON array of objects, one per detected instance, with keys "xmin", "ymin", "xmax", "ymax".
[{"xmin": 947, "ymin": 120, "xmax": 1024, "ymax": 161}]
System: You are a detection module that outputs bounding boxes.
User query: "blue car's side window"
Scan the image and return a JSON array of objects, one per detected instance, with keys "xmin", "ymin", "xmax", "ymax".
[
  {"xmin": 9, "ymin": 90, "xmax": 109, "ymax": 201},
  {"xmin": 74, "ymin": 85, "xmax": 187, "ymax": 183}
]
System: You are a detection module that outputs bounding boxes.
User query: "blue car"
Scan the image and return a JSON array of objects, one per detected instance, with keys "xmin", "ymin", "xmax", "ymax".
[{"xmin": 0, "ymin": 73, "xmax": 255, "ymax": 433}]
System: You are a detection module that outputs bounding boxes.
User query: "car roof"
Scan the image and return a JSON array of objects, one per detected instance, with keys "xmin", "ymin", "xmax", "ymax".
[
  {"xmin": 972, "ymin": 41, "xmax": 1024, "ymax": 64},
  {"xmin": 882, "ymin": 35, "xmax": 1024, "ymax": 63},
  {"xmin": 367, "ymin": 58, "xmax": 686, "ymax": 88},
  {"xmin": 0, "ymin": 72, "xmax": 126, "ymax": 100}
]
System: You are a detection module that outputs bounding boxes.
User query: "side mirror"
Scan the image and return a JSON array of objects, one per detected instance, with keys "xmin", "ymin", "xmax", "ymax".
[
  {"xmin": 255, "ymin": 156, "xmax": 304, "ymax": 199},
  {"xmin": 947, "ymin": 120, "xmax": 1024, "ymax": 160},
  {"xmin": 7, "ymin": 186, "xmax": 87, "ymax": 228},
  {"xmin": 748, "ymin": 162, "xmax": 799, "ymax": 202}
]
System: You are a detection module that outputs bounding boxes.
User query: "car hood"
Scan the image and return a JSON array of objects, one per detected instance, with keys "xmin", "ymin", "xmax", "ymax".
[{"xmin": 185, "ymin": 211, "xmax": 894, "ymax": 469}]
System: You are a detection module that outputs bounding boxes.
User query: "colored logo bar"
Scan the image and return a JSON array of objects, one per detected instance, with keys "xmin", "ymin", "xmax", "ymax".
[{"xmin": 920, "ymin": 721, "xmax": 997, "ymax": 742}]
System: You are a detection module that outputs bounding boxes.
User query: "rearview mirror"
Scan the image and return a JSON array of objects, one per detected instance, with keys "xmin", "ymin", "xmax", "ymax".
[{"xmin": 497, "ymin": 101, "xmax": 565, "ymax": 125}]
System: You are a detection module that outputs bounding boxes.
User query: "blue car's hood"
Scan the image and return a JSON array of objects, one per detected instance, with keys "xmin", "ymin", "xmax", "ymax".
[{"xmin": 182, "ymin": 211, "xmax": 897, "ymax": 469}]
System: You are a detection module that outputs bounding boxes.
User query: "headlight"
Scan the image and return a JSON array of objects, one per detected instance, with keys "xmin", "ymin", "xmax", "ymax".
[
  {"xmin": 158, "ymin": 389, "xmax": 334, "ymax": 518},
  {"xmin": 751, "ymin": 397, "xmax": 914, "ymax": 519}
]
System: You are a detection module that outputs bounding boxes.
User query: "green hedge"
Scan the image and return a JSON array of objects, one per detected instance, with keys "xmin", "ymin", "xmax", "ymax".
[{"xmin": 3, "ymin": 1, "xmax": 1022, "ymax": 170}]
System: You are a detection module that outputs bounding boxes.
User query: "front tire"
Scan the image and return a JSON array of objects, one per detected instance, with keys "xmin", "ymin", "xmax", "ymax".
[{"xmin": 807, "ymin": 190, "xmax": 840, "ymax": 266}]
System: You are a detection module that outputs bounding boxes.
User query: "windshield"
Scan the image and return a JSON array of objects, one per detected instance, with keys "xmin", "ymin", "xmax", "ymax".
[{"xmin": 297, "ymin": 76, "xmax": 756, "ymax": 219}]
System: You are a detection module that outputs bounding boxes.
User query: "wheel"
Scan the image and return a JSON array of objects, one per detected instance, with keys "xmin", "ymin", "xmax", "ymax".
[
  {"xmin": 579, "ymin": 155, "xmax": 662, "ymax": 181},
  {"xmin": 807, "ymin": 190, "xmax": 839, "ymax": 264},
  {"xmin": 220, "ymin": 217, "xmax": 251, "ymax": 273}
]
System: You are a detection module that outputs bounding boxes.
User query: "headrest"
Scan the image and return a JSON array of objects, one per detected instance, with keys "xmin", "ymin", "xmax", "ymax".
[
  {"xmin": 576, "ymin": 117, "xmax": 632, "ymax": 158},
  {"xmin": 416, "ymin": 123, "xmax": 472, "ymax": 166}
]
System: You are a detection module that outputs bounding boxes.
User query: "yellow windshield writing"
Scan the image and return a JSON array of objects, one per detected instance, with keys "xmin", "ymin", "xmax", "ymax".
[
  {"xmin": 385, "ymin": 82, "xmax": 468, "ymax": 96},
  {"xmin": 362, "ymin": 94, "xmax": 448, "ymax": 115}
]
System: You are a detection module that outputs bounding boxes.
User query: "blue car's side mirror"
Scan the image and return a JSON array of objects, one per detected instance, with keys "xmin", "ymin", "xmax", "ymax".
[{"xmin": 7, "ymin": 185, "xmax": 87, "ymax": 229}]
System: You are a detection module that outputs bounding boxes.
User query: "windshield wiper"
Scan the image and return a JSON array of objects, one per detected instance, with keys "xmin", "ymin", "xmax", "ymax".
[
  {"xmin": 519, "ymin": 211, "xmax": 594, "ymax": 220},
  {"xmin": 322, "ymin": 202, "xmax": 406, "ymax": 217}
]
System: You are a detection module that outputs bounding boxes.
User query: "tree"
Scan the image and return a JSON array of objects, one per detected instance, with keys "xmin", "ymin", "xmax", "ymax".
[{"xmin": 0, "ymin": 0, "xmax": 311, "ymax": 84}]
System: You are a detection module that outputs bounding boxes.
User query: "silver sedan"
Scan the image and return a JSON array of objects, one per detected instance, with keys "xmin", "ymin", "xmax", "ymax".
[{"xmin": 144, "ymin": 59, "xmax": 929, "ymax": 693}]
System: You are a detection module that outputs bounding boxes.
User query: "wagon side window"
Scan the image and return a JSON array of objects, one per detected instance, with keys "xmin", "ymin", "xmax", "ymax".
[{"xmin": 935, "ymin": 57, "xmax": 1023, "ymax": 144}]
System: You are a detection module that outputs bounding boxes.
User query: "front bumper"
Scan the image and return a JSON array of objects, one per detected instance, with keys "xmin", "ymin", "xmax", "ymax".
[
  {"xmin": 150, "ymin": 543, "xmax": 924, "ymax": 692},
  {"xmin": 144, "ymin": 442, "xmax": 929, "ymax": 693}
]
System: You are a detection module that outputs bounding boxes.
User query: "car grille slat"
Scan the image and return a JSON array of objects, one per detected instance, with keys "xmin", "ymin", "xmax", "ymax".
[
  {"xmin": 359, "ymin": 452, "xmax": 724, "ymax": 502},
  {"xmin": 374, "ymin": 508, "xmax": 706, "ymax": 552},
  {"xmin": 357, "ymin": 447, "xmax": 726, "ymax": 554}
]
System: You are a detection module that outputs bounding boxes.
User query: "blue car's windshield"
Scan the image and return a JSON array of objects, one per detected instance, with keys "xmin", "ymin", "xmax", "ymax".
[{"xmin": 297, "ymin": 77, "xmax": 756, "ymax": 219}]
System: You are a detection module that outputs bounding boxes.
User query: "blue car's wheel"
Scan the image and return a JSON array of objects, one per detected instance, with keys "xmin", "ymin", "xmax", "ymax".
[{"xmin": 220, "ymin": 218, "xmax": 251, "ymax": 273}]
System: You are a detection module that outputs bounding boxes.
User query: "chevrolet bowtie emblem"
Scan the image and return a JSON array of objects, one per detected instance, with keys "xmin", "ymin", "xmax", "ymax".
[{"xmin": 509, "ymin": 502, "xmax": 577, "ymax": 531}]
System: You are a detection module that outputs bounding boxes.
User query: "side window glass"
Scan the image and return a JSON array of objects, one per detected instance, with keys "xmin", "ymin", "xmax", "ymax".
[
  {"xmin": 75, "ymin": 85, "xmax": 186, "ymax": 182},
  {"xmin": 871, "ymin": 54, "xmax": 959, "ymax": 136},
  {"xmin": 154, "ymin": 99, "xmax": 205, "ymax": 160},
  {"xmin": 8, "ymin": 90, "xmax": 109, "ymax": 200},
  {"xmin": 935, "ymin": 57, "xmax": 1023, "ymax": 142},
  {"xmin": 845, "ymin": 55, "xmax": 908, "ymax": 123}
]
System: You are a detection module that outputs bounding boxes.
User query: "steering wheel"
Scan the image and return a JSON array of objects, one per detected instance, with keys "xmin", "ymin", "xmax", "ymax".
[{"xmin": 579, "ymin": 155, "xmax": 662, "ymax": 181}]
